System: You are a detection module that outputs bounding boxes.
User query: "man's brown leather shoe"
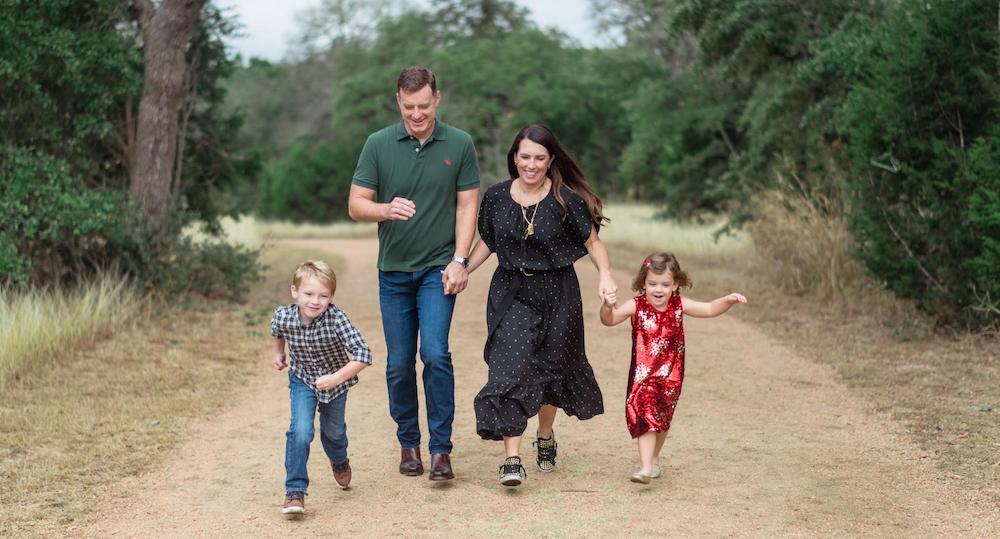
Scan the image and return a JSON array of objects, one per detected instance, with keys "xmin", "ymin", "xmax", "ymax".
[
  {"xmin": 332, "ymin": 458, "xmax": 351, "ymax": 489},
  {"xmin": 399, "ymin": 447, "xmax": 423, "ymax": 476},
  {"xmin": 428, "ymin": 453, "xmax": 454, "ymax": 481}
]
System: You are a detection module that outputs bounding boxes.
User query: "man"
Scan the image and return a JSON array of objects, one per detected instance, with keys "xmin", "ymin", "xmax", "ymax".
[{"xmin": 348, "ymin": 66, "xmax": 480, "ymax": 481}]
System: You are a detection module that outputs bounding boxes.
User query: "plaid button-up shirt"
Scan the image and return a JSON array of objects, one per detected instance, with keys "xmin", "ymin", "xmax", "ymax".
[{"xmin": 271, "ymin": 303, "xmax": 373, "ymax": 402}]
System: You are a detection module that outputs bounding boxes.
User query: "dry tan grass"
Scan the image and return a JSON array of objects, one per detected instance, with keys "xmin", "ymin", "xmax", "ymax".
[
  {"xmin": 0, "ymin": 277, "xmax": 143, "ymax": 386},
  {"xmin": 748, "ymin": 188, "xmax": 865, "ymax": 296},
  {"xmin": 184, "ymin": 216, "xmax": 377, "ymax": 249},
  {"xmin": 0, "ymin": 244, "xmax": 339, "ymax": 537}
]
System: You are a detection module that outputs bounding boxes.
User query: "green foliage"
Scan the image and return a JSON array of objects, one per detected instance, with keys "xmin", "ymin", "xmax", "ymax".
[
  {"xmin": 0, "ymin": 0, "xmax": 140, "ymax": 181},
  {"xmin": 242, "ymin": 0, "xmax": 654, "ymax": 221},
  {"xmin": 147, "ymin": 236, "xmax": 263, "ymax": 299},
  {"xmin": 836, "ymin": 0, "xmax": 1000, "ymax": 327},
  {"xmin": 179, "ymin": 4, "xmax": 263, "ymax": 226},
  {"xmin": 0, "ymin": 148, "xmax": 144, "ymax": 286},
  {"xmin": 258, "ymin": 138, "xmax": 357, "ymax": 222},
  {"xmin": 0, "ymin": 1, "xmax": 262, "ymax": 298}
]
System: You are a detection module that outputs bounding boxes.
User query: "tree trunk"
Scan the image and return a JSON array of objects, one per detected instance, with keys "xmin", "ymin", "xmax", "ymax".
[{"xmin": 129, "ymin": 0, "xmax": 205, "ymax": 230}]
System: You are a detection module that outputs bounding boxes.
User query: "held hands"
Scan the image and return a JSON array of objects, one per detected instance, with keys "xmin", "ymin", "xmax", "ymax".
[
  {"xmin": 384, "ymin": 196, "xmax": 416, "ymax": 221},
  {"xmin": 442, "ymin": 262, "xmax": 469, "ymax": 295},
  {"xmin": 602, "ymin": 287, "xmax": 618, "ymax": 307},
  {"xmin": 272, "ymin": 352, "xmax": 288, "ymax": 371},
  {"xmin": 598, "ymin": 274, "xmax": 618, "ymax": 306},
  {"xmin": 314, "ymin": 373, "xmax": 342, "ymax": 391}
]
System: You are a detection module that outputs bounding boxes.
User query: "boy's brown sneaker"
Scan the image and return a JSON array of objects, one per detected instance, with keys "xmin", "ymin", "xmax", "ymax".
[
  {"xmin": 332, "ymin": 459, "xmax": 352, "ymax": 489},
  {"xmin": 281, "ymin": 491, "xmax": 305, "ymax": 517}
]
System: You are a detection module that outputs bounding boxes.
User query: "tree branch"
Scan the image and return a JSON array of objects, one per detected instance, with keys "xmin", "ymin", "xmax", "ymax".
[
  {"xmin": 131, "ymin": 0, "xmax": 154, "ymax": 40},
  {"xmin": 718, "ymin": 125, "xmax": 738, "ymax": 157}
]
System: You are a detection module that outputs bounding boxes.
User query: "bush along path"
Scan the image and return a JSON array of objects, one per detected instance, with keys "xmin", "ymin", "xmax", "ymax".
[{"xmin": 67, "ymin": 238, "xmax": 998, "ymax": 537}]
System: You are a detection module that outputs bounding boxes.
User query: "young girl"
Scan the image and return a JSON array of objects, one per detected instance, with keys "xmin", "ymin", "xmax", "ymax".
[{"xmin": 600, "ymin": 252, "xmax": 747, "ymax": 484}]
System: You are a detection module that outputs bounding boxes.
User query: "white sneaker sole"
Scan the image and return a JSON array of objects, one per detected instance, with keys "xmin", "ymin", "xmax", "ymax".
[
  {"xmin": 282, "ymin": 507, "xmax": 305, "ymax": 516},
  {"xmin": 500, "ymin": 474, "xmax": 523, "ymax": 487},
  {"xmin": 536, "ymin": 462, "xmax": 556, "ymax": 473}
]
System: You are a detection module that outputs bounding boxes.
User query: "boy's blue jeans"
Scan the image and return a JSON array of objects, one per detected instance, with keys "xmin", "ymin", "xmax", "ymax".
[
  {"xmin": 378, "ymin": 266, "xmax": 456, "ymax": 455},
  {"xmin": 284, "ymin": 371, "xmax": 348, "ymax": 494}
]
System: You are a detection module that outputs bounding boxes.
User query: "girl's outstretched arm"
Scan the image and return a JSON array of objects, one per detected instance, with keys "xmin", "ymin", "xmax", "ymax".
[
  {"xmin": 681, "ymin": 293, "xmax": 747, "ymax": 318},
  {"xmin": 600, "ymin": 291, "xmax": 635, "ymax": 326}
]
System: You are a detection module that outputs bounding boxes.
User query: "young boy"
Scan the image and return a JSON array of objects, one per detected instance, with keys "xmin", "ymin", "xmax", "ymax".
[{"xmin": 270, "ymin": 260, "xmax": 372, "ymax": 517}]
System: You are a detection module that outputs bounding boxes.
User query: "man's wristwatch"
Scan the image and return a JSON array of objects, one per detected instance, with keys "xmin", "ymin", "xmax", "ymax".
[{"xmin": 452, "ymin": 255, "xmax": 469, "ymax": 267}]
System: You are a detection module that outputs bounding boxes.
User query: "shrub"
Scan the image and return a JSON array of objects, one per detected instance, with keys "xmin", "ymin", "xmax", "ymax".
[
  {"xmin": 837, "ymin": 1, "xmax": 1000, "ymax": 328},
  {"xmin": 0, "ymin": 147, "xmax": 144, "ymax": 286},
  {"xmin": 147, "ymin": 236, "xmax": 263, "ymax": 300}
]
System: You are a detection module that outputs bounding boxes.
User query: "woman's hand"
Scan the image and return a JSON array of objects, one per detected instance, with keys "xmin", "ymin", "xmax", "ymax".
[
  {"xmin": 597, "ymin": 273, "xmax": 618, "ymax": 304},
  {"xmin": 602, "ymin": 287, "xmax": 618, "ymax": 306}
]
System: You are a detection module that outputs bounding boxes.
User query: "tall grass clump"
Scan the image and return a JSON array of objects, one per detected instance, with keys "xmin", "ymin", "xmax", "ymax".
[
  {"xmin": 748, "ymin": 174, "xmax": 865, "ymax": 296},
  {"xmin": 0, "ymin": 276, "xmax": 142, "ymax": 384}
]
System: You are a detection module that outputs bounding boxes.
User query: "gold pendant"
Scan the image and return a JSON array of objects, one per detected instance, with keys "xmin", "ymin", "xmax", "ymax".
[{"xmin": 526, "ymin": 223, "xmax": 534, "ymax": 237}]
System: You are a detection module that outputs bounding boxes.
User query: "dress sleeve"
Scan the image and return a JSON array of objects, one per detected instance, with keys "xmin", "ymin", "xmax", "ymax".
[
  {"xmin": 478, "ymin": 188, "xmax": 496, "ymax": 251},
  {"xmin": 565, "ymin": 189, "xmax": 594, "ymax": 243}
]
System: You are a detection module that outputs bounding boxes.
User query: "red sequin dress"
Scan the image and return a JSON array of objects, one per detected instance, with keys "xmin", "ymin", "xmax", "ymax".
[{"xmin": 626, "ymin": 293, "xmax": 685, "ymax": 438}]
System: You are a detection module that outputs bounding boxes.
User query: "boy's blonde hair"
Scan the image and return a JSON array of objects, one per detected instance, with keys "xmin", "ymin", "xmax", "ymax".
[{"xmin": 293, "ymin": 260, "xmax": 337, "ymax": 294}]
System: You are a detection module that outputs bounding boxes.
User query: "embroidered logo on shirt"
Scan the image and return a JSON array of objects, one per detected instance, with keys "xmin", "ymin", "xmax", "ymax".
[{"xmin": 444, "ymin": 158, "xmax": 452, "ymax": 166}]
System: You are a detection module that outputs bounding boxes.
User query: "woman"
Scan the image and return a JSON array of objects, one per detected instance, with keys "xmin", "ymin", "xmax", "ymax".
[{"xmin": 467, "ymin": 124, "xmax": 617, "ymax": 487}]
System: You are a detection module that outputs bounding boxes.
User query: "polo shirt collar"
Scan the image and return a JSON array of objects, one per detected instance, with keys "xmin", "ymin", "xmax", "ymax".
[{"xmin": 395, "ymin": 120, "xmax": 448, "ymax": 141}]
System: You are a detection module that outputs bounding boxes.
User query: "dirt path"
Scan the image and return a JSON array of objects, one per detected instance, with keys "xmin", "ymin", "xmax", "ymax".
[{"xmin": 68, "ymin": 238, "xmax": 998, "ymax": 537}]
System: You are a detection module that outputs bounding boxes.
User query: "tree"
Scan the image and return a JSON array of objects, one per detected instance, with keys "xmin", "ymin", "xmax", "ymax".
[
  {"xmin": 1, "ymin": 0, "xmax": 261, "ymax": 295},
  {"xmin": 837, "ymin": 0, "xmax": 1000, "ymax": 326},
  {"xmin": 129, "ymin": 0, "xmax": 206, "ymax": 229}
]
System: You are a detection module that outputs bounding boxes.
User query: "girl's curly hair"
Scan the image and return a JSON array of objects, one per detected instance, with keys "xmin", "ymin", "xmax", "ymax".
[{"xmin": 631, "ymin": 252, "xmax": 691, "ymax": 292}]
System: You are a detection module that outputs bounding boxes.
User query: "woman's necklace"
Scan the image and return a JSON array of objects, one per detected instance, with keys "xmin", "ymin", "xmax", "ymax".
[{"xmin": 516, "ymin": 179, "xmax": 547, "ymax": 240}]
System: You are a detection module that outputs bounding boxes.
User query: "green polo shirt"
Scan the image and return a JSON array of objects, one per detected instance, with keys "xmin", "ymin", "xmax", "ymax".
[{"xmin": 352, "ymin": 120, "xmax": 480, "ymax": 272}]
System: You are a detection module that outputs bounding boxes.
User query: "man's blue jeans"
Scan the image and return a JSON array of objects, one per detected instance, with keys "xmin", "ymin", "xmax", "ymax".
[
  {"xmin": 379, "ymin": 266, "xmax": 456, "ymax": 455},
  {"xmin": 284, "ymin": 371, "xmax": 348, "ymax": 493}
]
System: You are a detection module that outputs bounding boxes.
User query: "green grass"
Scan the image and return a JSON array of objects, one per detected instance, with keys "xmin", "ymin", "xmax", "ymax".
[{"xmin": 0, "ymin": 277, "xmax": 143, "ymax": 386}]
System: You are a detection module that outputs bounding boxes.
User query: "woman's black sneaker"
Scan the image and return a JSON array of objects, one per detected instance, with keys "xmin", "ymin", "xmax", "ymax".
[
  {"xmin": 498, "ymin": 456, "xmax": 526, "ymax": 487},
  {"xmin": 534, "ymin": 431, "xmax": 557, "ymax": 473}
]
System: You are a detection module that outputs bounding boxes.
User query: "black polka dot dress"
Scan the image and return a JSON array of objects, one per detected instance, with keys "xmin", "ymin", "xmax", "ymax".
[{"xmin": 473, "ymin": 180, "xmax": 605, "ymax": 441}]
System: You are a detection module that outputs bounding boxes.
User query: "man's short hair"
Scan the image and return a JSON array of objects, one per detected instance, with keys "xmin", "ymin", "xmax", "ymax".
[
  {"xmin": 293, "ymin": 260, "xmax": 337, "ymax": 294},
  {"xmin": 397, "ymin": 66, "xmax": 437, "ymax": 94}
]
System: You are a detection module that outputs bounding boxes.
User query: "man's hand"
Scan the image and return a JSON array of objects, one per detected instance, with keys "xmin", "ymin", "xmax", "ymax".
[
  {"xmin": 383, "ymin": 196, "xmax": 416, "ymax": 221},
  {"xmin": 442, "ymin": 261, "xmax": 469, "ymax": 295},
  {"xmin": 273, "ymin": 352, "xmax": 288, "ymax": 371}
]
